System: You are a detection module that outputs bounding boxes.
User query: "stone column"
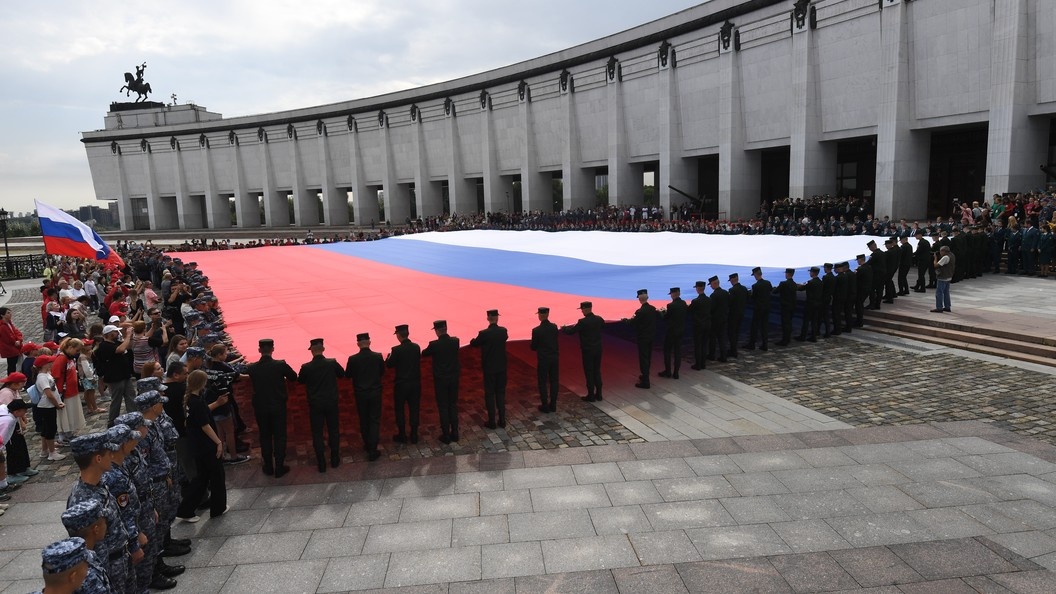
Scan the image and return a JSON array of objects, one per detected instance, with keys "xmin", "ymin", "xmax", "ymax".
[
  {"xmin": 658, "ymin": 44, "xmax": 693, "ymax": 216},
  {"xmin": 259, "ymin": 129, "xmax": 290, "ymax": 227},
  {"xmin": 142, "ymin": 142, "xmax": 175, "ymax": 230},
  {"xmin": 414, "ymin": 112, "xmax": 442, "ymax": 217},
  {"xmin": 985, "ymin": 0, "xmax": 1047, "ymax": 198},
  {"xmin": 347, "ymin": 119, "xmax": 378, "ymax": 226},
  {"xmin": 288, "ymin": 125, "xmax": 319, "ymax": 226},
  {"xmin": 718, "ymin": 26, "xmax": 761, "ymax": 220},
  {"xmin": 874, "ymin": 0, "xmax": 929, "ymax": 220},
  {"xmin": 445, "ymin": 100, "xmax": 476, "ymax": 214},
  {"xmin": 480, "ymin": 93, "xmax": 506, "ymax": 213},
  {"xmin": 606, "ymin": 59, "xmax": 639, "ymax": 206},
  {"xmin": 518, "ymin": 85, "xmax": 550, "ymax": 212},
  {"xmin": 380, "ymin": 113, "xmax": 411, "ymax": 224},
  {"xmin": 112, "ymin": 144, "xmax": 134, "ymax": 231},
  {"xmin": 788, "ymin": 18, "xmax": 836, "ymax": 200},
  {"xmin": 561, "ymin": 73, "xmax": 593, "ymax": 211},
  {"xmin": 199, "ymin": 136, "xmax": 230, "ymax": 229},
  {"xmin": 229, "ymin": 133, "xmax": 258, "ymax": 228},
  {"xmin": 317, "ymin": 122, "xmax": 348, "ymax": 226},
  {"xmin": 171, "ymin": 140, "xmax": 201, "ymax": 229}
]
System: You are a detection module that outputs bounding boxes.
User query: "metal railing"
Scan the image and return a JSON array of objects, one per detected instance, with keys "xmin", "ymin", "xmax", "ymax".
[{"xmin": 0, "ymin": 254, "xmax": 46, "ymax": 280}]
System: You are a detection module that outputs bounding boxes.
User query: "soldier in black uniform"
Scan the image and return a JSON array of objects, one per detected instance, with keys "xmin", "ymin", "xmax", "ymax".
[
  {"xmin": 727, "ymin": 273, "xmax": 748, "ymax": 359},
  {"xmin": 345, "ymin": 333, "xmax": 385, "ymax": 461},
  {"xmin": 706, "ymin": 277, "xmax": 729, "ymax": 362},
  {"xmin": 297, "ymin": 338, "xmax": 344, "ymax": 473},
  {"xmin": 746, "ymin": 267, "xmax": 772, "ymax": 351},
  {"xmin": 883, "ymin": 238, "xmax": 899, "ymax": 302},
  {"xmin": 820, "ymin": 263, "xmax": 836, "ymax": 338},
  {"xmin": 897, "ymin": 236, "xmax": 913, "ymax": 295},
  {"xmin": 866, "ymin": 240, "xmax": 885, "ymax": 309},
  {"xmin": 246, "ymin": 339, "xmax": 297, "ymax": 478},
  {"xmin": 562, "ymin": 302, "xmax": 605, "ymax": 401},
  {"xmin": 854, "ymin": 254, "xmax": 871, "ymax": 327},
  {"xmin": 833, "ymin": 262, "xmax": 850, "ymax": 334},
  {"xmin": 470, "ymin": 310, "xmax": 509, "ymax": 429},
  {"xmin": 625, "ymin": 290, "xmax": 658, "ymax": 389},
  {"xmin": 386, "ymin": 324, "xmax": 421, "ymax": 444},
  {"xmin": 659, "ymin": 287, "xmax": 687, "ymax": 379},
  {"xmin": 912, "ymin": 230, "xmax": 932, "ymax": 293},
  {"xmin": 796, "ymin": 267, "xmax": 822, "ymax": 342},
  {"xmin": 950, "ymin": 227, "xmax": 967, "ymax": 282},
  {"xmin": 530, "ymin": 307, "xmax": 559, "ymax": 413},
  {"xmin": 422, "ymin": 320, "xmax": 461, "ymax": 443},
  {"xmin": 773, "ymin": 268, "xmax": 798, "ymax": 346},
  {"xmin": 688, "ymin": 281, "xmax": 711, "ymax": 370}
]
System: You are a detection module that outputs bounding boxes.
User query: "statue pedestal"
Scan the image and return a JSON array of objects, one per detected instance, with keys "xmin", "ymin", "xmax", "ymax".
[
  {"xmin": 109, "ymin": 101, "xmax": 166, "ymax": 112},
  {"xmin": 103, "ymin": 103, "xmax": 222, "ymax": 131}
]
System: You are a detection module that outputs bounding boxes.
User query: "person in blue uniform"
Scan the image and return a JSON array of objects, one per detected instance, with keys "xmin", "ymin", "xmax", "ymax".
[
  {"xmin": 67, "ymin": 433, "xmax": 130, "ymax": 594},
  {"xmin": 386, "ymin": 325, "xmax": 422, "ymax": 443},
  {"xmin": 345, "ymin": 333, "xmax": 385, "ymax": 461},
  {"xmin": 561, "ymin": 303, "xmax": 605, "ymax": 401},
  {"xmin": 35, "ymin": 537, "xmax": 90, "ymax": 594},
  {"xmin": 530, "ymin": 308, "xmax": 559, "ymax": 413},
  {"xmin": 422, "ymin": 321, "xmax": 461, "ymax": 443},
  {"xmin": 60, "ymin": 500, "xmax": 114, "ymax": 594},
  {"xmin": 470, "ymin": 310, "xmax": 509, "ymax": 429}
]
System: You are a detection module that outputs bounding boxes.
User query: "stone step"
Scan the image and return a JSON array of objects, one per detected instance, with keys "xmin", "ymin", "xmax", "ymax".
[
  {"xmin": 863, "ymin": 315, "xmax": 1056, "ymax": 360},
  {"xmin": 864, "ymin": 306, "xmax": 1056, "ymax": 348},
  {"xmin": 861, "ymin": 322, "xmax": 1056, "ymax": 368}
]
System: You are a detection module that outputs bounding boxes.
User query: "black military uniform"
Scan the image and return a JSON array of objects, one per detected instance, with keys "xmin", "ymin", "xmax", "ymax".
[
  {"xmin": 746, "ymin": 268, "xmax": 772, "ymax": 350},
  {"xmin": 562, "ymin": 302, "xmax": 605, "ymax": 401},
  {"xmin": 883, "ymin": 239, "xmax": 899, "ymax": 302},
  {"xmin": 820, "ymin": 263, "xmax": 836, "ymax": 337},
  {"xmin": 727, "ymin": 273, "xmax": 748, "ymax": 359},
  {"xmin": 866, "ymin": 240, "xmax": 886, "ymax": 309},
  {"xmin": 345, "ymin": 333, "xmax": 385, "ymax": 461},
  {"xmin": 707, "ymin": 277, "xmax": 729, "ymax": 362},
  {"xmin": 470, "ymin": 310, "xmax": 509, "ymax": 428},
  {"xmin": 422, "ymin": 320, "xmax": 461, "ymax": 443},
  {"xmin": 386, "ymin": 324, "xmax": 422, "ymax": 444},
  {"xmin": 842, "ymin": 261, "xmax": 857, "ymax": 331},
  {"xmin": 773, "ymin": 268, "xmax": 798, "ymax": 346},
  {"xmin": 688, "ymin": 281, "xmax": 711, "ymax": 370},
  {"xmin": 898, "ymin": 237, "xmax": 914, "ymax": 295},
  {"xmin": 797, "ymin": 268, "xmax": 822, "ymax": 342},
  {"xmin": 530, "ymin": 307, "xmax": 559, "ymax": 413},
  {"xmin": 950, "ymin": 228, "xmax": 967, "ymax": 282},
  {"xmin": 854, "ymin": 254, "xmax": 871, "ymax": 327},
  {"xmin": 660, "ymin": 288, "xmax": 687, "ymax": 379},
  {"xmin": 246, "ymin": 339, "xmax": 297, "ymax": 478},
  {"xmin": 297, "ymin": 338, "xmax": 345, "ymax": 473},
  {"xmin": 627, "ymin": 290, "xmax": 658, "ymax": 389},
  {"xmin": 912, "ymin": 232, "xmax": 932, "ymax": 292}
]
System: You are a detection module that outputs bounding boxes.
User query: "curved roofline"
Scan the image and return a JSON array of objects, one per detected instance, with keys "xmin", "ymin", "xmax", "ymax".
[{"xmin": 82, "ymin": 0, "xmax": 784, "ymax": 144}]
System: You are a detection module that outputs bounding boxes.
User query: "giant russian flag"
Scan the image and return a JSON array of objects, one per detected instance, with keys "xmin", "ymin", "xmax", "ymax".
[
  {"xmin": 185, "ymin": 231, "xmax": 872, "ymax": 367},
  {"xmin": 35, "ymin": 200, "xmax": 124, "ymax": 269}
]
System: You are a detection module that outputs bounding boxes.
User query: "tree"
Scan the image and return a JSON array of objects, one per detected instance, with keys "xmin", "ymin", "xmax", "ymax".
[{"xmin": 595, "ymin": 184, "xmax": 609, "ymax": 207}]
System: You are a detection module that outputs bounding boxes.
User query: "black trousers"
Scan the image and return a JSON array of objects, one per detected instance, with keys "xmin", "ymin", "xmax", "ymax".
[
  {"xmin": 898, "ymin": 268, "xmax": 910, "ymax": 293},
  {"xmin": 662, "ymin": 331, "xmax": 682, "ymax": 373},
  {"xmin": 748, "ymin": 308, "xmax": 769, "ymax": 347},
  {"xmin": 831, "ymin": 300, "xmax": 843, "ymax": 333},
  {"xmin": 308, "ymin": 402, "xmax": 340, "ymax": 460},
  {"xmin": 434, "ymin": 376, "xmax": 459, "ymax": 435},
  {"xmin": 580, "ymin": 349, "xmax": 603, "ymax": 397},
  {"xmin": 709, "ymin": 320, "xmax": 728, "ymax": 360},
  {"xmin": 253, "ymin": 406, "xmax": 287, "ymax": 470},
  {"xmin": 870, "ymin": 284, "xmax": 883, "ymax": 308},
  {"xmin": 855, "ymin": 294, "xmax": 866, "ymax": 324},
  {"xmin": 354, "ymin": 390, "xmax": 382, "ymax": 453},
  {"xmin": 820, "ymin": 299, "xmax": 832, "ymax": 335},
  {"xmin": 884, "ymin": 278, "xmax": 897, "ymax": 300},
  {"xmin": 914, "ymin": 264, "xmax": 929, "ymax": 289},
  {"xmin": 536, "ymin": 357, "xmax": 559, "ymax": 408},
  {"xmin": 779, "ymin": 305, "xmax": 794, "ymax": 343},
  {"xmin": 4, "ymin": 356, "xmax": 17, "ymax": 376},
  {"xmin": 483, "ymin": 371, "xmax": 507, "ymax": 422},
  {"xmin": 637, "ymin": 338, "xmax": 653, "ymax": 382},
  {"xmin": 691, "ymin": 323, "xmax": 709, "ymax": 367},
  {"xmin": 393, "ymin": 381, "xmax": 421, "ymax": 433},
  {"xmin": 4, "ymin": 427, "xmax": 30, "ymax": 474},
  {"xmin": 799, "ymin": 304, "xmax": 819, "ymax": 339},
  {"xmin": 177, "ymin": 451, "xmax": 226, "ymax": 518},
  {"xmin": 843, "ymin": 299, "xmax": 855, "ymax": 330},
  {"xmin": 727, "ymin": 315, "xmax": 743, "ymax": 356}
]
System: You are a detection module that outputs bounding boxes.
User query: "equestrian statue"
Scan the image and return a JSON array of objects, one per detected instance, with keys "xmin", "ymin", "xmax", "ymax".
[{"xmin": 119, "ymin": 62, "xmax": 152, "ymax": 102}]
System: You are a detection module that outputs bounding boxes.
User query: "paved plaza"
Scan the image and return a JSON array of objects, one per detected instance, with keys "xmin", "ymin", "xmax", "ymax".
[{"xmin": 1, "ymin": 275, "xmax": 1055, "ymax": 592}]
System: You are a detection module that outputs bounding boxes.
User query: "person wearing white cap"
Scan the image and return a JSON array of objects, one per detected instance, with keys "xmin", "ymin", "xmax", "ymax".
[{"xmin": 95, "ymin": 324, "xmax": 136, "ymax": 426}]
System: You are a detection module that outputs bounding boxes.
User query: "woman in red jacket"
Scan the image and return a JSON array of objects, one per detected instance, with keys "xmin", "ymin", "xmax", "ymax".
[{"xmin": 0, "ymin": 308, "xmax": 23, "ymax": 375}]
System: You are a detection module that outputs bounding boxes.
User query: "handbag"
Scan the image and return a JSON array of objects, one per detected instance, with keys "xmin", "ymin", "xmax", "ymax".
[{"xmin": 27, "ymin": 384, "xmax": 41, "ymax": 405}]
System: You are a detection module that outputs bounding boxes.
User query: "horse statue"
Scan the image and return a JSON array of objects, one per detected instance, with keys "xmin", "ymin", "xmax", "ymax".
[{"xmin": 119, "ymin": 62, "xmax": 152, "ymax": 102}]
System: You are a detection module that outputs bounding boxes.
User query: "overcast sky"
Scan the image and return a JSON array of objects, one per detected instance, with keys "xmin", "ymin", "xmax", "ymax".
[{"xmin": 0, "ymin": 0, "xmax": 705, "ymax": 216}]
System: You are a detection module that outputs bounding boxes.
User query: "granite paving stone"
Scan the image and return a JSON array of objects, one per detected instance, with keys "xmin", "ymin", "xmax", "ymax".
[
  {"xmin": 529, "ymin": 483, "xmax": 610, "ymax": 511},
  {"xmin": 479, "ymin": 489, "xmax": 533, "ymax": 516},
  {"xmin": 726, "ymin": 471, "xmax": 793, "ymax": 496},
  {"xmin": 719, "ymin": 496, "xmax": 792, "ymax": 524},
  {"xmin": 675, "ymin": 557, "xmax": 793, "ymax": 593},
  {"xmin": 315, "ymin": 554, "xmax": 390, "ymax": 592},
  {"xmin": 399, "ymin": 493, "xmax": 480, "ymax": 522},
  {"xmin": 894, "ymin": 577, "xmax": 980, "ymax": 593},
  {"xmin": 988, "ymin": 570, "xmax": 1056, "ymax": 593},
  {"xmin": 588, "ymin": 504, "xmax": 653, "ymax": 535},
  {"xmin": 795, "ymin": 447, "xmax": 858, "ymax": 468},
  {"xmin": 502, "ymin": 466, "xmax": 576, "ymax": 490},
  {"xmin": 984, "ymin": 531, "xmax": 1056, "ymax": 560},
  {"xmin": 846, "ymin": 486, "xmax": 926, "ymax": 514},
  {"xmin": 769, "ymin": 519, "xmax": 854, "ymax": 554},
  {"xmin": 362, "ymin": 519, "xmax": 453, "ymax": 554},
  {"xmin": 768, "ymin": 552, "xmax": 859, "ymax": 593},
  {"xmin": 958, "ymin": 504, "xmax": 1036, "ymax": 534},
  {"xmin": 179, "ymin": 537, "xmax": 226, "ymax": 568},
  {"xmin": 451, "ymin": 515, "xmax": 509, "ymax": 547},
  {"xmin": 846, "ymin": 464, "xmax": 913, "ymax": 487},
  {"xmin": 571, "ymin": 461, "xmax": 624, "ymax": 484},
  {"xmin": 627, "ymin": 530, "xmax": 703, "ymax": 565},
  {"xmin": 384, "ymin": 546, "xmax": 482, "ymax": 588},
  {"xmin": 257, "ymin": 503, "xmax": 351, "ymax": 533},
  {"xmin": 611, "ymin": 565, "xmax": 691, "ymax": 594},
  {"xmin": 686, "ymin": 524, "xmax": 793, "ymax": 560},
  {"xmin": 540, "ymin": 535, "xmax": 639, "ymax": 573},
  {"xmin": 481, "ymin": 541, "xmax": 545, "ymax": 579},
  {"xmin": 380, "ymin": 475, "xmax": 457, "ymax": 499},
  {"xmin": 898, "ymin": 480, "xmax": 1000, "ymax": 508},
  {"xmin": 652, "ymin": 476, "xmax": 739, "ymax": 502},
  {"xmin": 301, "ymin": 526, "xmax": 371, "ymax": 559},
  {"xmin": 886, "ymin": 458, "xmax": 983, "ymax": 482},
  {"xmin": 604, "ymin": 480, "xmax": 665, "ymax": 506},
  {"xmin": 0, "ymin": 550, "xmax": 47, "ymax": 581},
  {"xmin": 728, "ymin": 451, "xmax": 811, "ymax": 473},
  {"xmin": 900, "ymin": 439, "xmax": 966, "ymax": 459},
  {"xmin": 889, "ymin": 538, "xmax": 1020, "ymax": 580},
  {"xmin": 905, "ymin": 508, "xmax": 995, "ymax": 539},
  {"xmin": 326, "ymin": 479, "xmax": 384, "ymax": 504},
  {"xmin": 684, "ymin": 454, "xmax": 743, "ymax": 476},
  {"xmin": 449, "ymin": 578, "xmax": 516, "ymax": 594},
  {"xmin": 169, "ymin": 565, "xmax": 235, "ymax": 594},
  {"xmin": 453, "ymin": 471, "xmax": 504, "ymax": 493},
  {"xmin": 985, "ymin": 499, "xmax": 1056, "ymax": 530},
  {"xmin": 771, "ymin": 467, "xmax": 865, "ymax": 493},
  {"xmin": 641, "ymin": 500, "xmax": 736, "ymax": 531},
  {"xmin": 208, "ymin": 530, "xmax": 312, "ymax": 565},
  {"xmin": 772, "ymin": 490, "xmax": 871, "ymax": 520},
  {"xmin": 513, "ymin": 569, "xmax": 620, "ymax": 593},
  {"xmin": 617, "ymin": 458, "xmax": 696, "ymax": 481},
  {"xmin": 828, "ymin": 546, "xmax": 924, "ymax": 587},
  {"xmin": 507, "ymin": 509, "xmax": 596, "ymax": 542},
  {"xmin": 344, "ymin": 498, "xmax": 404, "ymax": 526},
  {"xmin": 252, "ymin": 483, "xmax": 335, "ymax": 509},
  {"xmin": 826, "ymin": 513, "xmax": 935, "ymax": 547}
]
